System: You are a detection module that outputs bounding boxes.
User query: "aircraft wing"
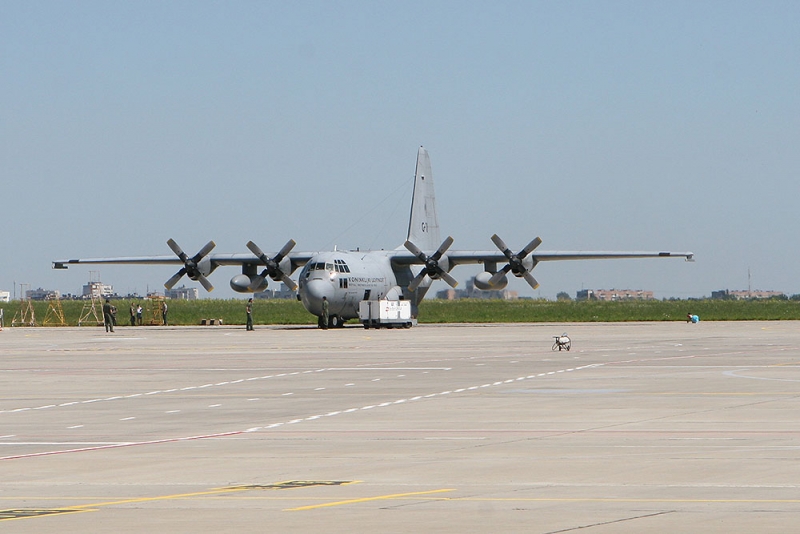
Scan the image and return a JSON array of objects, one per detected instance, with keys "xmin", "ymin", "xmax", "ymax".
[
  {"xmin": 388, "ymin": 242, "xmax": 693, "ymax": 292},
  {"xmin": 52, "ymin": 253, "xmax": 316, "ymax": 269},
  {"xmin": 53, "ymin": 243, "xmax": 316, "ymax": 293},
  {"xmin": 447, "ymin": 250, "xmax": 695, "ymax": 265},
  {"xmin": 388, "ymin": 249, "xmax": 694, "ymax": 266}
]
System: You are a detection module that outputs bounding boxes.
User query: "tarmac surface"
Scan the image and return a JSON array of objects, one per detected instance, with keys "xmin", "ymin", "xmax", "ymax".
[{"xmin": 1, "ymin": 321, "xmax": 799, "ymax": 532}]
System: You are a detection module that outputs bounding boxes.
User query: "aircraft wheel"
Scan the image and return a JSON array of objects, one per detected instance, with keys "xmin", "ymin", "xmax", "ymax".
[{"xmin": 330, "ymin": 315, "xmax": 340, "ymax": 328}]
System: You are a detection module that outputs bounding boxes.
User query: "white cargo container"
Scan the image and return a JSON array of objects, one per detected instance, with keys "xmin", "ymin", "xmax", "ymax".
[{"xmin": 358, "ymin": 300, "xmax": 415, "ymax": 329}]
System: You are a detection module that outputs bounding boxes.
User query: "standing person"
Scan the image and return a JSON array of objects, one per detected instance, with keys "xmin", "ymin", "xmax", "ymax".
[
  {"xmin": 246, "ymin": 298, "xmax": 254, "ymax": 331},
  {"xmin": 161, "ymin": 300, "xmax": 168, "ymax": 326},
  {"xmin": 102, "ymin": 299, "xmax": 115, "ymax": 333},
  {"xmin": 129, "ymin": 303, "xmax": 136, "ymax": 326},
  {"xmin": 136, "ymin": 304, "xmax": 143, "ymax": 325},
  {"xmin": 321, "ymin": 296, "xmax": 329, "ymax": 330}
]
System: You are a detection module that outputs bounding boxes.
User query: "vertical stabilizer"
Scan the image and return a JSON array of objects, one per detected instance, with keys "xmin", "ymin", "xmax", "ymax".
[{"xmin": 406, "ymin": 146, "xmax": 441, "ymax": 251}]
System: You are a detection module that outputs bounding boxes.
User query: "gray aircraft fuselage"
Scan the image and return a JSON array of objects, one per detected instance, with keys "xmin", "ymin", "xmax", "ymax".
[{"xmin": 297, "ymin": 250, "xmax": 406, "ymax": 321}]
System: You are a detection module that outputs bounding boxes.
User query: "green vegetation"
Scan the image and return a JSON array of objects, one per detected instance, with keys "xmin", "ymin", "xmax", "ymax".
[
  {"xmin": 419, "ymin": 298, "xmax": 800, "ymax": 323},
  {"xmin": 2, "ymin": 298, "xmax": 800, "ymax": 327}
]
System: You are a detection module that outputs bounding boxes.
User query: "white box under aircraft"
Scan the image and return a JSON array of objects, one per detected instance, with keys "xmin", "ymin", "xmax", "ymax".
[{"xmin": 358, "ymin": 300, "xmax": 414, "ymax": 329}]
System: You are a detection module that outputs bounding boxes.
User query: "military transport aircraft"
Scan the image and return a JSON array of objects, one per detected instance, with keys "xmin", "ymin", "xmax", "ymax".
[{"xmin": 54, "ymin": 147, "xmax": 693, "ymax": 327}]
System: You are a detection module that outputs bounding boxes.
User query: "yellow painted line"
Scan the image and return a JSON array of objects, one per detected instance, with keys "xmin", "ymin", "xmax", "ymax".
[
  {"xmin": 2, "ymin": 480, "xmax": 357, "ymax": 521},
  {"xmin": 69, "ymin": 486, "xmax": 251, "ymax": 511},
  {"xmin": 285, "ymin": 488, "xmax": 455, "ymax": 511},
  {"xmin": 0, "ymin": 488, "xmax": 246, "ymax": 522}
]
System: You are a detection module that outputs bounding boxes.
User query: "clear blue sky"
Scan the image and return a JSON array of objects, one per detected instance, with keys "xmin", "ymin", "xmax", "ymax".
[{"xmin": 2, "ymin": 1, "xmax": 798, "ymax": 299}]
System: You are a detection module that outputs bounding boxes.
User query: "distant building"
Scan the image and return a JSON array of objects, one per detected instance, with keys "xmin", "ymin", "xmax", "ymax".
[
  {"xmin": 83, "ymin": 281, "xmax": 114, "ymax": 299},
  {"xmin": 576, "ymin": 289, "xmax": 654, "ymax": 301},
  {"xmin": 26, "ymin": 287, "xmax": 61, "ymax": 301},
  {"xmin": 711, "ymin": 289, "xmax": 785, "ymax": 300},
  {"xmin": 165, "ymin": 285, "xmax": 198, "ymax": 300},
  {"xmin": 253, "ymin": 283, "xmax": 296, "ymax": 300},
  {"xmin": 0, "ymin": 291, "xmax": 9, "ymax": 303},
  {"xmin": 436, "ymin": 277, "xmax": 518, "ymax": 300}
]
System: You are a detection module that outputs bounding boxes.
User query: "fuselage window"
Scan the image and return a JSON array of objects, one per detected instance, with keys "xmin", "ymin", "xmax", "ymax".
[{"xmin": 325, "ymin": 263, "xmax": 333, "ymax": 272}]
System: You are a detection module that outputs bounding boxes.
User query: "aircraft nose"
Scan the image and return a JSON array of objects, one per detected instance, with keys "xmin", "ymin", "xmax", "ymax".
[{"xmin": 305, "ymin": 278, "xmax": 334, "ymax": 312}]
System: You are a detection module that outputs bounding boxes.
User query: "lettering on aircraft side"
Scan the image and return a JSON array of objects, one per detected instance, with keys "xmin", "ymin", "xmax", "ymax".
[{"xmin": 348, "ymin": 277, "xmax": 386, "ymax": 284}]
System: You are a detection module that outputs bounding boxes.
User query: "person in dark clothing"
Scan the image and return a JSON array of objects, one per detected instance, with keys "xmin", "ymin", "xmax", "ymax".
[
  {"xmin": 321, "ymin": 296, "xmax": 329, "ymax": 329},
  {"xmin": 246, "ymin": 298, "xmax": 254, "ymax": 331},
  {"xmin": 103, "ymin": 299, "xmax": 115, "ymax": 333}
]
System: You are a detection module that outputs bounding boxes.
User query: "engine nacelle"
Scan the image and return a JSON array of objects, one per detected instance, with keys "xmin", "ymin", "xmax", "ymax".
[
  {"xmin": 474, "ymin": 271, "xmax": 508, "ymax": 290},
  {"xmin": 230, "ymin": 274, "xmax": 268, "ymax": 293}
]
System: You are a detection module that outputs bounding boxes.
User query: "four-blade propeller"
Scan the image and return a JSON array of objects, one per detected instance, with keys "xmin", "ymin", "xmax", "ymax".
[
  {"xmin": 165, "ymin": 239, "xmax": 216, "ymax": 292},
  {"xmin": 489, "ymin": 234, "xmax": 542, "ymax": 289},
  {"xmin": 404, "ymin": 236, "xmax": 458, "ymax": 292},
  {"xmin": 246, "ymin": 240, "xmax": 298, "ymax": 291}
]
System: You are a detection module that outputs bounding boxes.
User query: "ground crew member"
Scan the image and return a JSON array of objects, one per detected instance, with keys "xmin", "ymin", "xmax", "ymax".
[
  {"xmin": 129, "ymin": 303, "xmax": 136, "ymax": 326},
  {"xmin": 246, "ymin": 298, "xmax": 254, "ymax": 331},
  {"xmin": 321, "ymin": 296, "xmax": 329, "ymax": 329},
  {"xmin": 136, "ymin": 304, "xmax": 143, "ymax": 325},
  {"xmin": 161, "ymin": 301, "xmax": 168, "ymax": 326},
  {"xmin": 103, "ymin": 299, "xmax": 115, "ymax": 333}
]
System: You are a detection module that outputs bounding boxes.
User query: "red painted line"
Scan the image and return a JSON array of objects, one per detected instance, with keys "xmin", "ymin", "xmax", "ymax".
[{"xmin": 0, "ymin": 430, "xmax": 245, "ymax": 461}]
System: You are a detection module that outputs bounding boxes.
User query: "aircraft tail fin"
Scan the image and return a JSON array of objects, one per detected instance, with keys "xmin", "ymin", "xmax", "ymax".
[{"xmin": 406, "ymin": 146, "xmax": 441, "ymax": 251}]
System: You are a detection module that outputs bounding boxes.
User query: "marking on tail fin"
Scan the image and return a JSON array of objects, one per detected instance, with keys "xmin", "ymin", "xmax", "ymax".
[{"xmin": 406, "ymin": 146, "xmax": 441, "ymax": 251}]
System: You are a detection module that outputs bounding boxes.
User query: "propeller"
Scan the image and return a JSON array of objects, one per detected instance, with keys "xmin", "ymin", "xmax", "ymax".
[
  {"xmin": 246, "ymin": 239, "xmax": 298, "ymax": 291},
  {"xmin": 489, "ymin": 234, "xmax": 543, "ymax": 290},
  {"xmin": 404, "ymin": 236, "xmax": 458, "ymax": 292},
  {"xmin": 165, "ymin": 239, "xmax": 216, "ymax": 291}
]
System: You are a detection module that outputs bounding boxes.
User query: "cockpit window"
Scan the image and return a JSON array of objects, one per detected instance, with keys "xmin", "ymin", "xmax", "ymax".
[
  {"xmin": 334, "ymin": 259, "xmax": 351, "ymax": 273},
  {"xmin": 305, "ymin": 260, "xmax": 349, "ymax": 274}
]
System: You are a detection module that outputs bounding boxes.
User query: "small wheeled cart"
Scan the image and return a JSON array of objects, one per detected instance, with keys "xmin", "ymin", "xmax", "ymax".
[{"xmin": 552, "ymin": 333, "xmax": 571, "ymax": 351}]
